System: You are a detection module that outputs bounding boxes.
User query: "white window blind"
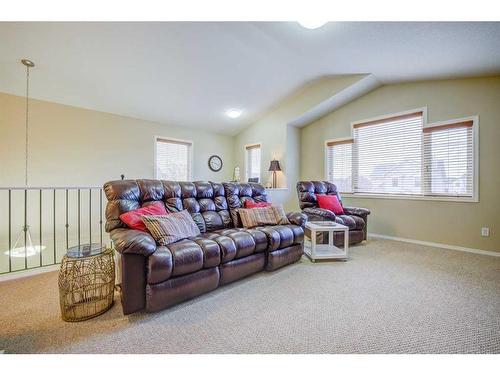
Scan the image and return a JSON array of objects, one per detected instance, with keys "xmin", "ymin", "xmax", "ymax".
[
  {"xmin": 246, "ymin": 144, "xmax": 261, "ymax": 181},
  {"xmin": 156, "ymin": 138, "xmax": 192, "ymax": 181},
  {"xmin": 326, "ymin": 139, "xmax": 353, "ymax": 193},
  {"xmin": 423, "ymin": 120, "xmax": 473, "ymax": 197},
  {"xmin": 353, "ymin": 112, "xmax": 423, "ymax": 195}
]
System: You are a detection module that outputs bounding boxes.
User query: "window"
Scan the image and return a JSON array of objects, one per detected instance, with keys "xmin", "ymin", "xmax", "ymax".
[
  {"xmin": 245, "ymin": 144, "xmax": 261, "ymax": 182},
  {"xmin": 423, "ymin": 119, "xmax": 474, "ymax": 197},
  {"xmin": 353, "ymin": 111, "xmax": 423, "ymax": 195},
  {"xmin": 155, "ymin": 137, "xmax": 192, "ymax": 181},
  {"xmin": 325, "ymin": 110, "xmax": 478, "ymax": 201},
  {"xmin": 326, "ymin": 139, "xmax": 353, "ymax": 193}
]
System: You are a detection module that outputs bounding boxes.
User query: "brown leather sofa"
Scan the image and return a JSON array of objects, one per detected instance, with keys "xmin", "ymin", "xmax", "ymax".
[
  {"xmin": 104, "ymin": 179, "xmax": 306, "ymax": 314},
  {"xmin": 296, "ymin": 181, "xmax": 370, "ymax": 246}
]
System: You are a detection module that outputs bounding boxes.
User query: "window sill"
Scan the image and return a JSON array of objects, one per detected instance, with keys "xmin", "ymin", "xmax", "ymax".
[
  {"xmin": 266, "ymin": 187, "xmax": 288, "ymax": 191},
  {"xmin": 340, "ymin": 192, "xmax": 478, "ymax": 203}
]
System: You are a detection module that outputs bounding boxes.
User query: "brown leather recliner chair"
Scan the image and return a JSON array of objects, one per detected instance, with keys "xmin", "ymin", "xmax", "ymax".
[
  {"xmin": 104, "ymin": 179, "xmax": 306, "ymax": 314},
  {"xmin": 296, "ymin": 181, "xmax": 370, "ymax": 246}
]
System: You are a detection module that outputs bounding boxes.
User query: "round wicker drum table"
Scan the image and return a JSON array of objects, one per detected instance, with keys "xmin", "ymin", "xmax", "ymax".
[{"xmin": 58, "ymin": 244, "xmax": 115, "ymax": 322}]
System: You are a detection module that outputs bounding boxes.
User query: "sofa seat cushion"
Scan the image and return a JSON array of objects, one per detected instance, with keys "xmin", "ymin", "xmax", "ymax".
[
  {"xmin": 147, "ymin": 238, "xmax": 221, "ymax": 284},
  {"xmin": 256, "ymin": 224, "xmax": 304, "ymax": 252},
  {"xmin": 335, "ymin": 215, "xmax": 365, "ymax": 231},
  {"xmin": 214, "ymin": 228, "xmax": 267, "ymax": 262},
  {"xmin": 147, "ymin": 246, "xmax": 173, "ymax": 284},
  {"xmin": 196, "ymin": 229, "xmax": 265, "ymax": 263}
]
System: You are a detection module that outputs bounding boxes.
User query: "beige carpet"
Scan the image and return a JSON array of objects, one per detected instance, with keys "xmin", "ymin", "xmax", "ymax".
[{"xmin": 1, "ymin": 238, "xmax": 499, "ymax": 354}]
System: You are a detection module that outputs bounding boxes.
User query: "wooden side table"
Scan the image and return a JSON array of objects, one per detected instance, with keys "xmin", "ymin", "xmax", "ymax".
[
  {"xmin": 58, "ymin": 244, "xmax": 115, "ymax": 322},
  {"xmin": 304, "ymin": 221, "xmax": 349, "ymax": 262}
]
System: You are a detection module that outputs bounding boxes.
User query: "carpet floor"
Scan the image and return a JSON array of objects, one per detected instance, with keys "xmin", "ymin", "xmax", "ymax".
[{"xmin": 1, "ymin": 238, "xmax": 499, "ymax": 354}]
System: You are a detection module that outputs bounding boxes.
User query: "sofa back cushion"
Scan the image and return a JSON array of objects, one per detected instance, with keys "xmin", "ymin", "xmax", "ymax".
[
  {"xmin": 296, "ymin": 181, "xmax": 341, "ymax": 210},
  {"xmin": 163, "ymin": 181, "xmax": 231, "ymax": 233},
  {"xmin": 104, "ymin": 179, "xmax": 232, "ymax": 233},
  {"xmin": 223, "ymin": 182, "xmax": 268, "ymax": 227}
]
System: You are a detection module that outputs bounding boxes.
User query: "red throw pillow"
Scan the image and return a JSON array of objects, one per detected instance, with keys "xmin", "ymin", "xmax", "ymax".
[
  {"xmin": 245, "ymin": 201, "xmax": 272, "ymax": 209},
  {"xmin": 119, "ymin": 202, "xmax": 168, "ymax": 231},
  {"xmin": 316, "ymin": 194, "xmax": 344, "ymax": 215}
]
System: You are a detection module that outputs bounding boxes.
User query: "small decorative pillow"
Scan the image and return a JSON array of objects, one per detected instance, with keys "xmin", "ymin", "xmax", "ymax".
[
  {"xmin": 316, "ymin": 194, "xmax": 344, "ymax": 215},
  {"xmin": 141, "ymin": 210, "xmax": 200, "ymax": 246},
  {"xmin": 238, "ymin": 205, "xmax": 290, "ymax": 228},
  {"xmin": 244, "ymin": 201, "xmax": 272, "ymax": 209},
  {"xmin": 230, "ymin": 208, "xmax": 243, "ymax": 228},
  {"xmin": 231, "ymin": 201, "xmax": 272, "ymax": 228},
  {"xmin": 119, "ymin": 201, "xmax": 168, "ymax": 232}
]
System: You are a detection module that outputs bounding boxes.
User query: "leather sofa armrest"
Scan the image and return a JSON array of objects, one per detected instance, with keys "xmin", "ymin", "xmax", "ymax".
[
  {"xmin": 343, "ymin": 206, "xmax": 371, "ymax": 217},
  {"xmin": 302, "ymin": 207, "xmax": 336, "ymax": 221},
  {"xmin": 110, "ymin": 228, "xmax": 157, "ymax": 257},
  {"xmin": 286, "ymin": 212, "xmax": 307, "ymax": 227}
]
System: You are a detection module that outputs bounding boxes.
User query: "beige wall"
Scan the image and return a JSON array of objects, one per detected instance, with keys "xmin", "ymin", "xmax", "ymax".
[
  {"xmin": 0, "ymin": 92, "xmax": 235, "ymax": 273},
  {"xmin": 233, "ymin": 75, "xmax": 366, "ymax": 211},
  {"xmin": 0, "ymin": 92, "xmax": 234, "ymax": 187},
  {"xmin": 2, "ymin": 76, "xmax": 498, "ymax": 255},
  {"xmin": 300, "ymin": 77, "xmax": 500, "ymax": 252}
]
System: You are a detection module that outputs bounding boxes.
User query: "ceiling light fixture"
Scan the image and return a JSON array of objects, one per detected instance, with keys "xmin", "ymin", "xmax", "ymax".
[
  {"xmin": 225, "ymin": 109, "xmax": 242, "ymax": 119},
  {"xmin": 298, "ymin": 21, "xmax": 328, "ymax": 30},
  {"xmin": 5, "ymin": 59, "xmax": 46, "ymax": 259}
]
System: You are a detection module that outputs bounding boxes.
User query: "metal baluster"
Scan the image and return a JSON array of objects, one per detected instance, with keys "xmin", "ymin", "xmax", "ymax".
[
  {"xmin": 78, "ymin": 189, "xmax": 81, "ymax": 248},
  {"xmin": 53, "ymin": 189, "xmax": 56, "ymax": 264},
  {"xmin": 39, "ymin": 189, "xmax": 42, "ymax": 267},
  {"xmin": 99, "ymin": 189, "xmax": 103, "ymax": 246},
  {"xmin": 65, "ymin": 189, "xmax": 69, "ymax": 250},
  {"xmin": 8, "ymin": 189, "xmax": 12, "ymax": 273},
  {"xmin": 89, "ymin": 189, "xmax": 92, "ymax": 245}
]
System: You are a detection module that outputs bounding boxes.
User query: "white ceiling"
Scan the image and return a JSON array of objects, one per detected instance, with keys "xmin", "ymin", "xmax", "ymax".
[{"xmin": 1, "ymin": 22, "xmax": 499, "ymax": 135}]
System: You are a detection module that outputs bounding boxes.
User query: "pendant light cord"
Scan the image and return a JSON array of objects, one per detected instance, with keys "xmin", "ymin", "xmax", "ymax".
[{"xmin": 25, "ymin": 64, "xmax": 30, "ymax": 187}]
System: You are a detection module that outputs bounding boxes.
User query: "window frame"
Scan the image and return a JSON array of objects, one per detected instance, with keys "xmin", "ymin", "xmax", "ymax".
[
  {"xmin": 324, "ymin": 136, "xmax": 354, "ymax": 194},
  {"xmin": 244, "ymin": 143, "xmax": 261, "ymax": 182},
  {"xmin": 421, "ymin": 116, "xmax": 479, "ymax": 202},
  {"xmin": 154, "ymin": 136, "xmax": 193, "ymax": 181},
  {"xmin": 324, "ymin": 108, "xmax": 480, "ymax": 203}
]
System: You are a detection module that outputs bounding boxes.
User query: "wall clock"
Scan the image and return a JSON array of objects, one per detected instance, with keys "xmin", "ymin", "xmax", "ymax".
[{"xmin": 208, "ymin": 155, "xmax": 223, "ymax": 172}]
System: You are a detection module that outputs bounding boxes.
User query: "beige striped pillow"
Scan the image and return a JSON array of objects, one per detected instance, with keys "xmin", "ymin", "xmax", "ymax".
[
  {"xmin": 141, "ymin": 210, "xmax": 200, "ymax": 246},
  {"xmin": 238, "ymin": 205, "xmax": 290, "ymax": 228}
]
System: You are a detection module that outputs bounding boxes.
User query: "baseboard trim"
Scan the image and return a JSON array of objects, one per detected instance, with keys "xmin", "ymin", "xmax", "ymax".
[
  {"xmin": 368, "ymin": 233, "xmax": 500, "ymax": 257},
  {"xmin": 0, "ymin": 264, "xmax": 60, "ymax": 283}
]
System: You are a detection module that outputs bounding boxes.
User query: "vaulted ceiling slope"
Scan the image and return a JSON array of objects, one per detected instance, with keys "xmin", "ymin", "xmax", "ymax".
[{"xmin": 1, "ymin": 22, "xmax": 499, "ymax": 135}]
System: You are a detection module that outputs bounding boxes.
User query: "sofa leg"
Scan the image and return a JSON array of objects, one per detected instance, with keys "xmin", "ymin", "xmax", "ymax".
[{"xmin": 363, "ymin": 215, "xmax": 368, "ymax": 241}]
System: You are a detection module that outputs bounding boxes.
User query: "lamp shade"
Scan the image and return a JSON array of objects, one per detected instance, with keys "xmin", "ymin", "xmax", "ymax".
[{"xmin": 268, "ymin": 160, "xmax": 281, "ymax": 172}]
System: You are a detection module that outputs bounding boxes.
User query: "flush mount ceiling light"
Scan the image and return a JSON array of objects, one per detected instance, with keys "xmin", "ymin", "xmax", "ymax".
[
  {"xmin": 225, "ymin": 109, "xmax": 242, "ymax": 119},
  {"xmin": 298, "ymin": 21, "xmax": 328, "ymax": 29}
]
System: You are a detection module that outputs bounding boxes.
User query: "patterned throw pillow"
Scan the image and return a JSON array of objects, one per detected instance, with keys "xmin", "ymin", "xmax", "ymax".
[
  {"xmin": 230, "ymin": 208, "xmax": 243, "ymax": 228},
  {"xmin": 238, "ymin": 205, "xmax": 290, "ymax": 228},
  {"xmin": 141, "ymin": 210, "xmax": 201, "ymax": 246}
]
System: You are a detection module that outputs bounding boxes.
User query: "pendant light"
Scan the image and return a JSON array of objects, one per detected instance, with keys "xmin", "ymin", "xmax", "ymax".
[{"xmin": 4, "ymin": 59, "xmax": 45, "ymax": 259}]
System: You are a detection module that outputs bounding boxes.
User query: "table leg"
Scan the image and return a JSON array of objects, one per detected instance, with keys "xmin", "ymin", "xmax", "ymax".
[
  {"xmin": 311, "ymin": 229, "xmax": 316, "ymax": 262},
  {"xmin": 344, "ymin": 228, "xmax": 349, "ymax": 259}
]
